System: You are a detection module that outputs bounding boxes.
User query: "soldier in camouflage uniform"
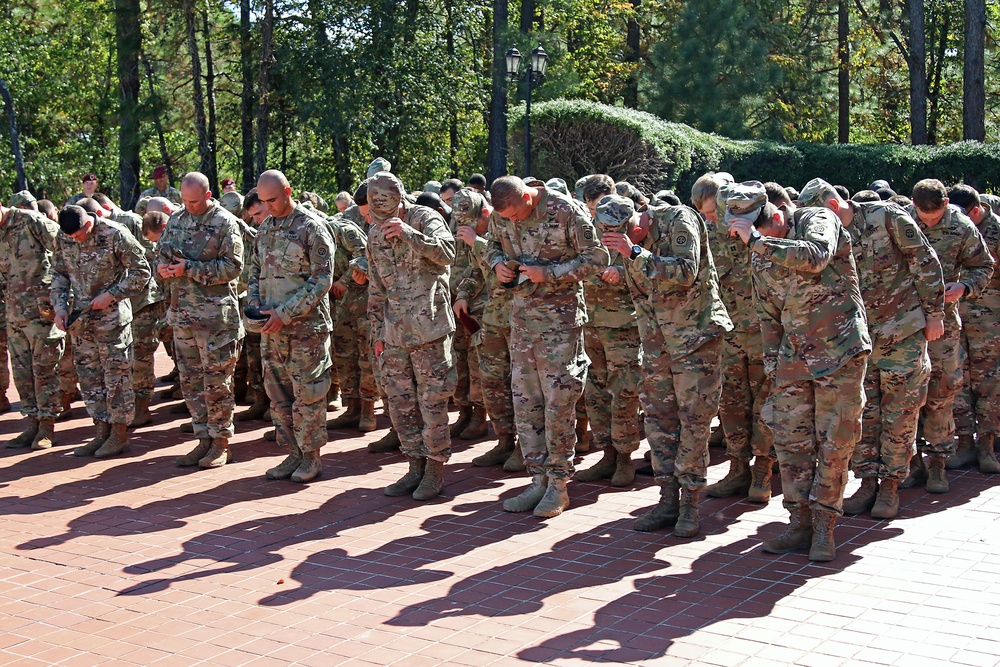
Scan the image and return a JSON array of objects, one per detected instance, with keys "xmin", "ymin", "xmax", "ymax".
[
  {"xmin": 141, "ymin": 165, "xmax": 183, "ymax": 204},
  {"xmin": 249, "ymin": 171, "xmax": 335, "ymax": 483},
  {"xmin": 52, "ymin": 205, "xmax": 150, "ymax": 457},
  {"xmin": 486, "ymin": 176, "xmax": 609, "ymax": 518},
  {"xmin": 367, "ymin": 172, "xmax": 457, "ymax": 501},
  {"xmin": 801, "ymin": 178, "xmax": 944, "ymax": 519},
  {"xmin": 730, "ymin": 184, "xmax": 870, "ymax": 562},
  {"xmin": 66, "ymin": 173, "xmax": 99, "ymax": 206},
  {"xmin": 0, "ymin": 196, "xmax": 68, "ymax": 450},
  {"xmin": 946, "ymin": 185, "xmax": 1000, "ymax": 475},
  {"xmin": 157, "ymin": 172, "xmax": 244, "ymax": 469},
  {"xmin": 574, "ymin": 195, "xmax": 642, "ymax": 488},
  {"xmin": 904, "ymin": 179, "xmax": 994, "ymax": 493},
  {"xmin": 605, "ymin": 198, "xmax": 732, "ymax": 537}
]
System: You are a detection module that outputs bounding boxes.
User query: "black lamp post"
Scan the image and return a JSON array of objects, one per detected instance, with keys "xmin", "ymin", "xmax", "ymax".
[{"xmin": 505, "ymin": 44, "xmax": 548, "ymax": 176}]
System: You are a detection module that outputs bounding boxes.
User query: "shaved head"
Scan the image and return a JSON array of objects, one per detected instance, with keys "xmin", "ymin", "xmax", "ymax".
[
  {"xmin": 180, "ymin": 172, "xmax": 212, "ymax": 215},
  {"xmin": 258, "ymin": 170, "xmax": 290, "ymax": 190},
  {"xmin": 256, "ymin": 169, "xmax": 294, "ymax": 219},
  {"xmin": 146, "ymin": 196, "xmax": 175, "ymax": 215}
]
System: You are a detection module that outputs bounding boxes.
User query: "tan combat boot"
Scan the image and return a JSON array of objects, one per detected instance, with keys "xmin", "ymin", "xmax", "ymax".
[
  {"xmin": 450, "ymin": 406, "xmax": 473, "ymax": 437},
  {"xmin": 412, "ymin": 458, "xmax": 444, "ymax": 500},
  {"xmin": 709, "ymin": 423, "xmax": 726, "ymax": 448},
  {"xmin": 199, "ymin": 438, "xmax": 231, "ymax": 468},
  {"xmin": 503, "ymin": 444, "xmax": 526, "ymax": 472},
  {"xmin": 575, "ymin": 416, "xmax": 590, "ymax": 453},
  {"xmin": 533, "ymin": 477, "xmax": 569, "ymax": 518},
  {"xmin": 357, "ymin": 400, "xmax": 378, "ymax": 432},
  {"xmin": 947, "ymin": 434, "xmax": 978, "ymax": 469},
  {"xmin": 747, "ymin": 455, "xmax": 774, "ymax": 503},
  {"xmin": 842, "ymin": 477, "xmax": 878, "ymax": 515},
  {"xmin": 926, "ymin": 454, "xmax": 949, "ymax": 493},
  {"xmin": 176, "ymin": 438, "xmax": 212, "ymax": 466},
  {"xmin": 30, "ymin": 419, "xmax": 56, "ymax": 450},
  {"xmin": 634, "ymin": 477, "xmax": 680, "ymax": 532},
  {"xmin": 611, "ymin": 451, "xmax": 636, "ymax": 487},
  {"xmin": 74, "ymin": 421, "xmax": 110, "ymax": 457},
  {"xmin": 503, "ymin": 474, "xmax": 547, "ymax": 512},
  {"xmin": 326, "ymin": 397, "xmax": 361, "ymax": 429},
  {"xmin": 0, "ymin": 395, "xmax": 10, "ymax": 413},
  {"xmin": 266, "ymin": 445, "xmax": 303, "ymax": 480},
  {"xmin": 978, "ymin": 433, "xmax": 1000, "ymax": 474},
  {"xmin": 706, "ymin": 456, "xmax": 751, "ymax": 498},
  {"xmin": 459, "ymin": 405, "xmax": 488, "ymax": 440},
  {"xmin": 130, "ymin": 397, "xmax": 152, "ymax": 428},
  {"xmin": 673, "ymin": 488, "xmax": 701, "ymax": 538},
  {"xmin": 236, "ymin": 392, "xmax": 269, "ymax": 421},
  {"xmin": 368, "ymin": 427, "xmax": 400, "ymax": 453},
  {"xmin": 263, "ymin": 429, "xmax": 276, "ymax": 442},
  {"xmin": 575, "ymin": 446, "xmax": 616, "ymax": 482},
  {"xmin": 385, "ymin": 457, "xmax": 425, "ymax": 496},
  {"xmin": 871, "ymin": 478, "xmax": 900, "ymax": 519},
  {"xmin": 5, "ymin": 417, "xmax": 39, "ymax": 449},
  {"xmin": 762, "ymin": 507, "xmax": 813, "ymax": 554},
  {"xmin": 57, "ymin": 391, "xmax": 74, "ymax": 422},
  {"xmin": 809, "ymin": 509, "xmax": 837, "ymax": 562},
  {"xmin": 899, "ymin": 452, "xmax": 927, "ymax": 489},
  {"xmin": 472, "ymin": 432, "xmax": 516, "ymax": 467},
  {"xmin": 291, "ymin": 450, "xmax": 322, "ymax": 483},
  {"xmin": 95, "ymin": 423, "xmax": 130, "ymax": 458}
]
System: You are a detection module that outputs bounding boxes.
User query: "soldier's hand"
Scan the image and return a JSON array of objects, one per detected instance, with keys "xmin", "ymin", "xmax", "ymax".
[
  {"xmin": 601, "ymin": 231, "xmax": 632, "ymax": 257},
  {"xmin": 453, "ymin": 299, "xmax": 469, "ymax": 317},
  {"xmin": 374, "ymin": 340, "xmax": 385, "ymax": 359},
  {"xmin": 161, "ymin": 259, "xmax": 186, "ymax": 278},
  {"xmin": 944, "ymin": 282, "xmax": 966, "ymax": 303},
  {"xmin": 54, "ymin": 310, "xmax": 68, "ymax": 332},
  {"xmin": 352, "ymin": 269, "xmax": 368, "ymax": 285},
  {"xmin": 455, "ymin": 225, "xmax": 478, "ymax": 248},
  {"xmin": 259, "ymin": 309, "xmax": 284, "ymax": 334},
  {"xmin": 924, "ymin": 319, "xmax": 944, "ymax": 342},
  {"xmin": 331, "ymin": 282, "xmax": 347, "ymax": 299},
  {"xmin": 519, "ymin": 264, "xmax": 547, "ymax": 283},
  {"xmin": 156, "ymin": 263, "xmax": 172, "ymax": 280},
  {"xmin": 495, "ymin": 262, "xmax": 516, "ymax": 283},
  {"xmin": 601, "ymin": 267, "xmax": 622, "ymax": 284},
  {"xmin": 90, "ymin": 292, "xmax": 114, "ymax": 311},
  {"xmin": 382, "ymin": 218, "xmax": 411, "ymax": 240},
  {"xmin": 728, "ymin": 218, "xmax": 754, "ymax": 244}
]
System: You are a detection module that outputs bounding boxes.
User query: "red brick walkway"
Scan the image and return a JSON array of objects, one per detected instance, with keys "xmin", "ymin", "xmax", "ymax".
[{"xmin": 2, "ymin": 358, "xmax": 999, "ymax": 666}]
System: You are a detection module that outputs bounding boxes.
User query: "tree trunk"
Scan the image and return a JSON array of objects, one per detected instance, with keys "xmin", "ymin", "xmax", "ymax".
[
  {"xmin": 486, "ymin": 0, "xmax": 509, "ymax": 181},
  {"xmin": 240, "ymin": 0, "xmax": 254, "ymax": 190},
  {"xmin": 908, "ymin": 0, "xmax": 927, "ymax": 145},
  {"xmin": 926, "ymin": 10, "xmax": 949, "ymax": 145},
  {"xmin": 519, "ymin": 0, "xmax": 533, "ymax": 34},
  {"xmin": 446, "ymin": 2, "xmax": 458, "ymax": 176},
  {"xmin": 141, "ymin": 54, "xmax": 174, "ymax": 185},
  {"xmin": 963, "ymin": 0, "xmax": 985, "ymax": 141},
  {"xmin": 0, "ymin": 80, "xmax": 26, "ymax": 191},
  {"xmin": 183, "ymin": 0, "xmax": 210, "ymax": 180},
  {"xmin": 624, "ymin": 0, "xmax": 640, "ymax": 109},
  {"xmin": 115, "ymin": 0, "xmax": 141, "ymax": 209},
  {"xmin": 256, "ymin": 0, "xmax": 274, "ymax": 177},
  {"xmin": 202, "ymin": 8, "xmax": 219, "ymax": 192},
  {"xmin": 837, "ymin": 0, "xmax": 850, "ymax": 143}
]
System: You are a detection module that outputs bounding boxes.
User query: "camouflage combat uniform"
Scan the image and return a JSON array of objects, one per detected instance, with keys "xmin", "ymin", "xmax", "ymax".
[
  {"xmin": 157, "ymin": 200, "xmax": 244, "ymax": 439},
  {"xmin": 140, "ymin": 185, "xmax": 183, "ymax": 204},
  {"xmin": 51, "ymin": 219, "xmax": 151, "ymax": 425},
  {"xmin": 485, "ymin": 189, "xmax": 610, "ymax": 479},
  {"xmin": 233, "ymin": 216, "xmax": 261, "ymax": 400},
  {"xmin": 0, "ymin": 276, "xmax": 10, "ymax": 398},
  {"xmin": 327, "ymin": 215, "xmax": 376, "ymax": 402},
  {"xmin": 249, "ymin": 203, "xmax": 335, "ymax": 454},
  {"xmin": 449, "ymin": 204, "xmax": 485, "ymax": 415}
]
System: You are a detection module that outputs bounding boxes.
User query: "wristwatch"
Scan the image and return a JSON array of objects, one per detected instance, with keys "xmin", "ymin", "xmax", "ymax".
[
  {"xmin": 629, "ymin": 245, "xmax": 643, "ymax": 260},
  {"xmin": 746, "ymin": 229, "xmax": 762, "ymax": 247}
]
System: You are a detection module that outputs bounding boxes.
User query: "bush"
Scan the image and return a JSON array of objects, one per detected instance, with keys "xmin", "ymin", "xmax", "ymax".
[{"xmin": 509, "ymin": 100, "xmax": 1000, "ymax": 198}]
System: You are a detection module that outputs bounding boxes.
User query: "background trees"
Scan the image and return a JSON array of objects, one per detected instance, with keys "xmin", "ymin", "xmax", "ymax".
[{"xmin": 0, "ymin": 0, "xmax": 996, "ymax": 203}]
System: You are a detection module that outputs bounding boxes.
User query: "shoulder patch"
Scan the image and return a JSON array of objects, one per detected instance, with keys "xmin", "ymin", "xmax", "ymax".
[
  {"xmin": 675, "ymin": 233, "xmax": 689, "ymax": 246},
  {"xmin": 316, "ymin": 244, "xmax": 329, "ymax": 258},
  {"xmin": 584, "ymin": 228, "xmax": 594, "ymax": 241},
  {"xmin": 347, "ymin": 230, "xmax": 357, "ymax": 240}
]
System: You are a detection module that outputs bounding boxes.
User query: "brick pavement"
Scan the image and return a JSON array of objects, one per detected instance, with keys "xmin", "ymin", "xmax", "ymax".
[{"xmin": 1, "ymin": 353, "xmax": 1000, "ymax": 666}]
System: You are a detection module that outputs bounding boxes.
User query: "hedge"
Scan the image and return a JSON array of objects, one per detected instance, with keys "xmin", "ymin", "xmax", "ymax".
[{"xmin": 508, "ymin": 99, "xmax": 1000, "ymax": 197}]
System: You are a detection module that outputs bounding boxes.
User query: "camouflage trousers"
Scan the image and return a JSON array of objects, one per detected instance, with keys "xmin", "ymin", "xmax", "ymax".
[
  {"xmin": 473, "ymin": 323, "xmax": 515, "ymax": 436},
  {"xmin": 58, "ymin": 334, "xmax": 79, "ymax": 396},
  {"xmin": 235, "ymin": 332, "xmax": 263, "ymax": 394},
  {"xmin": 769, "ymin": 352, "xmax": 867, "ymax": 516},
  {"xmin": 74, "ymin": 324, "xmax": 135, "ymax": 425},
  {"xmin": 0, "ymin": 321, "xmax": 8, "ymax": 393},
  {"xmin": 8, "ymin": 319, "xmax": 65, "ymax": 419},
  {"xmin": 453, "ymin": 316, "xmax": 484, "ymax": 408},
  {"xmin": 173, "ymin": 325, "xmax": 240, "ymax": 439},
  {"xmin": 720, "ymin": 329, "xmax": 774, "ymax": 460},
  {"xmin": 920, "ymin": 320, "xmax": 963, "ymax": 456},
  {"xmin": 333, "ymin": 299, "xmax": 377, "ymax": 401},
  {"xmin": 954, "ymin": 321, "xmax": 1000, "ymax": 439},
  {"xmin": 511, "ymin": 326, "xmax": 589, "ymax": 479},
  {"xmin": 378, "ymin": 334, "xmax": 456, "ymax": 462},
  {"xmin": 131, "ymin": 301, "xmax": 167, "ymax": 401},
  {"xmin": 263, "ymin": 331, "xmax": 331, "ymax": 453},
  {"xmin": 853, "ymin": 333, "xmax": 929, "ymax": 481},
  {"xmin": 584, "ymin": 325, "xmax": 642, "ymax": 454},
  {"xmin": 640, "ymin": 329, "xmax": 722, "ymax": 491}
]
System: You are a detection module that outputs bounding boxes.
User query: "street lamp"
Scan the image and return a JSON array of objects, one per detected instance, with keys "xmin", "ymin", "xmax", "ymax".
[{"xmin": 506, "ymin": 44, "xmax": 548, "ymax": 176}]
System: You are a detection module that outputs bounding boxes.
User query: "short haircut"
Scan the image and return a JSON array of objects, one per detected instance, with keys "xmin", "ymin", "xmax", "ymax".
[
  {"xmin": 490, "ymin": 176, "xmax": 528, "ymax": 212},
  {"xmin": 37, "ymin": 199, "xmax": 58, "ymax": 219},
  {"xmin": 76, "ymin": 198, "xmax": 102, "ymax": 215},
  {"xmin": 852, "ymin": 190, "xmax": 881, "ymax": 203},
  {"xmin": 658, "ymin": 191, "xmax": 681, "ymax": 206},
  {"xmin": 833, "ymin": 184, "xmax": 851, "ymax": 201},
  {"xmin": 468, "ymin": 173, "xmax": 487, "ymax": 188},
  {"xmin": 947, "ymin": 184, "xmax": 981, "ymax": 212},
  {"xmin": 912, "ymin": 179, "xmax": 948, "ymax": 211},
  {"xmin": 440, "ymin": 178, "xmax": 464, "ymax": 194},
  {"xmin": 92, "ymin": 192, "xmax": 114, "ymax": 208},
  {"xmin": 763, "ymin": 182, "xmax": 792, "ymax": 207},
  {"xmin": 784, "ymin": 187, "xmax": 799, "ymax": 201},
  {"xmin": 582, "ymin": 174, "xmax": 614, "ymax": 204},
  {"xmin": 142, "ymin": 211, "xmax": 169, "ymax": 236},
  {"xmin": 889, "ymin": 194, "xmax": 912, "ymax": 208},
  {"xmin": 243, "ymin": 187, "xmax": 261, "ymax": 210},
  {"xmin": 753, "ymin": 202, "xmax": 779, "ymax": 229},
  {"xmin": 334, "ymin": 191, "xmax": 353, "ymax": 205},
  {"xmin": 353, "ymin": 182, "xmax": 368, "ymax": 206},
  {"xmin": 182, "ymin": 171, "xmax": 210, "ymax": 192},
  {"xmin": 875, "ymin": 187, "xmax": 897, "ymax": 200},
  {"xmin": 691, "ymin": 172, "xmax": 729, "ymax": 209}
]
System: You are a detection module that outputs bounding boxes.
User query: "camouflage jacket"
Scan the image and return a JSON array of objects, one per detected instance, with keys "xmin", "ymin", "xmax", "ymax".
[
  {"xmin": 710, "ymin": 212, "xmax": 757, "ymax": 333},
  {"xmin": 960, "ymin": 209, "xmax": 1000, "ymax": 321},
  {"xmin": 584, "ymin": 244, "xmax": 636, "ymax": 329},
  {"xmin": 750, "ymin": 252, "xmax": 791, "ymax": 376},
  {"xmin": 249, "ymin": 204, "xmax": 335, "ymax": 333},
  {"xmin": 51, "ymin": 219, "xmax": 151, "ymax": 337},
  {"xmin": 326, "ymin": 215, "xmax": 368, "ymax": 301},
  {"xmin": 157, "ymin": 201, "xmax": 244, "ymax": 336},
  {"xmin": 140, "ymin": 185, "xmax": 182, "ymax": 204},
  {"xmin": 748, "ymin": 207, "xmax": 871, "ymax": 381},
  {"xmin": 235, "ymin": 217, "xmax": 258, "ymax": 298},
  {"xmin": 624, "ymin": 203, "xmax": 733, "ymax": 354},
  {"xmin": 847, "ymin": 201, "xmax": 944, "ymax": 346},
  {"xmin": 909, "ymin": 203, "xmax": 994, "ymax": 330},
  {"xmin": 367, "ymin": 201, "xmax": 455, "ymax": 347},
  {"xmin": 484, "ymin": 189, "xmax": 609, "ymax": 333},
  {"xmin": 466, "ymin": 234, "xmax": 510, "ymax": 329},
  {"xmin": 0, "ymin": 208, "xmax": 63, "ymax": 327},
  {"xmin": 112, "ymin": 210, "xmax": 161, "ymax": 310}
]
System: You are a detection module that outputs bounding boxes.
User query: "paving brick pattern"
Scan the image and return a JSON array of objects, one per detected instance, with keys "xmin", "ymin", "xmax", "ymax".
[{"xmin": 1, "ymin": 354, "xmax": 999, "ymax": 666}]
